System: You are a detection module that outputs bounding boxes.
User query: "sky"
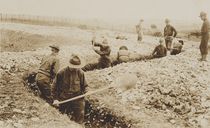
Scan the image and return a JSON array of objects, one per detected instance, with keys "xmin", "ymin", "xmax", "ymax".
[{"xmin": 0, "ymin": 0, "xmax": 210, "ymax": 23}]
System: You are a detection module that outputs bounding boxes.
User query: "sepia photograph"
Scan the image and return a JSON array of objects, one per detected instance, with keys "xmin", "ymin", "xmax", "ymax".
[{"xmin": 0, "ymin": 0, "xmax": 210, "ymax": 128}]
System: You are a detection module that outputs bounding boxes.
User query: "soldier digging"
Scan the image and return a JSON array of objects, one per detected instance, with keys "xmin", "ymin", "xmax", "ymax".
[
  {"xmin": 36, "ymin": 45, "xmax": 60, "ymax": 104},
  {"xmin": 52, "ymin": 54, "xmax": 88, "ymax": 124}
]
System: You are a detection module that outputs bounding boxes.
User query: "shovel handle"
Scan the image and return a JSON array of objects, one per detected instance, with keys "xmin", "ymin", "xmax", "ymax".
[{"xmin": 57, "ymin": 85, "xmax": 114, "ymax": 105}]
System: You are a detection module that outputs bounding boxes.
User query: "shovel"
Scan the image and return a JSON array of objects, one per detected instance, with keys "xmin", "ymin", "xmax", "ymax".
[{"xmin": 53, "ymin": 73, "xmax": 138, "ymax": 105}]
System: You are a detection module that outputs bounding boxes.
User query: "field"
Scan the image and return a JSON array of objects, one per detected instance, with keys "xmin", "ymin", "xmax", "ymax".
[{"xmin": 0, "ymin": 21, "xmax": 210, "ymax": 128}]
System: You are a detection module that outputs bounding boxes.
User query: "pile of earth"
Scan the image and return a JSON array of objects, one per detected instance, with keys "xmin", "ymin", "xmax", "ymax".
[
  {"xmin": 0, "ymin": 66, "xmax": 82, "ymax": 128},
  {"xmin": 85, "ymin": 47, "xmax": 210, "ymax": 128},
  {"xmin": 1, "ymin": 22, "xmax": 210, "ymax": 128}
]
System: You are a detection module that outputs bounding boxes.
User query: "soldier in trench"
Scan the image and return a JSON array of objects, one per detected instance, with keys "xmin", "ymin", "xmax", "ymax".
[
  {"xmin": 82, "ymin": 38, "xmax": 111, "ymax": 71},
  {"xmin": 35, "ymin": 45, "xmax": 60, "ymax": 104},
  {"xmin": 164, "ymin": 19, "xmax": 177, "ymax": 51},
  {"xmin": 151, "ymin": 38, "xmax": 167, "ymax": 58},
  {"xmin": 170, "ymin": 40, "xmax": 184, "ymax": 55},
  {"xmin": 52, "ymin": 54, "xmax": 88, "ymax": 124},
  {"xmin": 198, "ymin": 11, "xmax": 210, "ymax": 61}
]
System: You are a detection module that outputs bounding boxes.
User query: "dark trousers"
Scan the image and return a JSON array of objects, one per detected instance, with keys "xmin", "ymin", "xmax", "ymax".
[
  {"xmin": 165, "ymin": 37, "xmax": 173, "ymax": 50},
  {"xmin": 165, "ymin": 40, "xmax": 172, "ymax": 50},
  {"xmin": 171, "ymin": 49, "xmax": 181, "ymax": 55},
  {"xmin": 59, "ymin": 99, "xmax": 85, "ymax": 124},
  {"xmin": 36, "ymin": 73, "xmax": 52, "ymax": 104},
  {"xmin": 200, "ymin": 34, "xmax": 209, "ymax": 55},
  {"xmin": 82, "ymin": 57, "xmax": 111, "ymax": 71}
]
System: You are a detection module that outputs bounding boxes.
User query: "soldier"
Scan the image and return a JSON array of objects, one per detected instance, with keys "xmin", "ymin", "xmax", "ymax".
[
  {"xmin": 36, "ymin": 45, "xmax": 60, "ymax": 104},
  {"xmin": 52, "ymin": 54, "xmax": 88, "ymax": 124},
  {"xmin": 199, "ymin": 12, "xmax": 210, "ymax": 61},
  {"xmin": 152, "ymin": 38, "xmax": 167, "ymax": 58},
  {"xmin": 171, "ymin": 40, "xmax": 184, "ymax": 55},
  {"xmin": 164, "ymin": 19, "xmax": 177, "ymax": 50},
  {"xmin": 136, "ymin": 19, "xmax": 144, "ymax": 42},
  {"xmin": 92, "ymin": 38, "xmax": 111, "ymax": 69},
  {"xmin": 117, "ymin": 46, "xmax": 130, "ymax": 63}
]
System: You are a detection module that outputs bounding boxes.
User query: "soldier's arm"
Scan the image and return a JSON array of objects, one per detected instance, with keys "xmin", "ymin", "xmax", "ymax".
[
  {"xmin": 152, "ymin": 47, "xmax": 157, "ymax": 55},
  {"xmin": 172, "ymin": 26, "xmax": 177, "ymax": 37},
  {"xmin": 54, "ymin": 58, "xmax": 60, "ymax": 74},
  {"xmin": 51, "ymin": 58, "xmax": 60, "ymax": 79},
  {"xmin": 94, "ymin": 42, "xmax": 102, "ymax": 47},
  {"xmin": 52, "ymin": 73, "xmax": 62, "ymax": 100},
  {"xmin": 80, "ymin": 71, "xmax": 88, "ymax": 94},
  {"xmin": 164, "ymin": 27, "xmax": 167, "ymax": 37},
  {"xmin": 95, "ymin": 47, "xmax": 111, "ymax": 55}
]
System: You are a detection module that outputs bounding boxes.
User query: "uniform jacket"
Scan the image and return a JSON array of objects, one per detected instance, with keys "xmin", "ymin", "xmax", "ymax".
[
  {"xmin": 164, "ymin": 25, "xmax": 177, "ymax": 37},
  {"xmin": 37, "ymin": 54, "xmax": 59, "ymax": 80},
  {"xmin": 94, "ymin": 43, "xmax": 111, "ymax": 58},
  {"xmin": 117, "ymin": 50, "xmax": 130, "ymax": 62},
  {"xmin": 52, "ymin": 67, "xmax": 88, "ymax": 100},
  {"xmin": 152, "ymin": 45, "xmax": 167, "ymax": 57},
  {"xmin": 173, "ymin": 42, "xmax": 183, "ymax": 51},
  {"xmin": 200, "ymin": 19, "xmax": 210, "ymax": 54}
]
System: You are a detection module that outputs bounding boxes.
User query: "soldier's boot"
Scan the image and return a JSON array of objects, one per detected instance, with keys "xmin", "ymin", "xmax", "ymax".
[
  {"xmin": 198, "ymin": 55, "xmax": 204, "ymax": 61},
  {"xmin": 202, "ymin": 54, "xmax": 207, "ymax": 61}
]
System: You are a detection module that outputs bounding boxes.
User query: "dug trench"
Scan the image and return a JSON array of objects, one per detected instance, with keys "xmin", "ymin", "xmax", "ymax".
[{"xmin": 23, "ymin": 57, "xmax": 156, "ymax": 128}]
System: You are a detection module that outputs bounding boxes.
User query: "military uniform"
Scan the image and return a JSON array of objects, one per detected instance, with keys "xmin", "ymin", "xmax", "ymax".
[
  {"xmin": 94, "ymin": 43, "xmax": 111, "ymax": 69},
  {"xmin": 171, "ymin": 41, "xmax": 183, "ymax": 55},
  {"xmin": 52, "ymin": 66, "xmax": 87, "ymax": 123},
  {"xmin": 117, "ymin": 49, "xmax": 130, "ymax": 63},
  {"xmin": 200, "ymin": 19, "xmax": 209, "ymax": 56},
  {"xmin": 36, "ymin": 53, "xmax": 59, "ymax": 103},
  {"xmin": 136, "ymin": 24, "xmax": 143, "ymax": 41},
  {"xmin": 152, "ymin": 44, "xmax": 167, "ymax": 58},
  {"xmin": 164, "ymin": 25, "xmax": 177, "ymax": 50}
]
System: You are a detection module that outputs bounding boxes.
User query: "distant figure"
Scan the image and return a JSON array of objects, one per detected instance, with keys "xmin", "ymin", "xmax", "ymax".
[
  {"xmin": 52, "ymin": 54, "xmax": 87, "ymax": 124},
  {"xmin": 136, "ymin": 19, "xmax": 144, "ymax": 42},
  {"xmin": 36, "ymin": 45, "xmax": 60, "ymax": 104},
  {"xmin": 152, "ymin": 39, "xmax": 167, "ymax": 58},
  {"xmin": 171, "ymin": 40, "xmax": 184, "ymax": 55},
  {"xmin": 92, "ymin": 38, "xmax": 111, "ymax": 69},
  {"xmin": 164, "ymin": 19, "xmax": 177, "ymax": 50},
  {"xmin": 117, "ymin": 46, "xmax": 130, "ymax": 63},
  {"xmin": 199, "ymin": 12, "xmax": 209, "ymax": 61}
]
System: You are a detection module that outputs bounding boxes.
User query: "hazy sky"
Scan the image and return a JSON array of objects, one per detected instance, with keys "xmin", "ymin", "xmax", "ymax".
[{"xmin": 0, "ymin": 0, "xmax": 210, "ymax": 22}]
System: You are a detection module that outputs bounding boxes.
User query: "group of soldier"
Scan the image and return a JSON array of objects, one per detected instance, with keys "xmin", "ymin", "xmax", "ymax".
[
  {"xmin": 34, "ymin": 11, "xmax": 209, "ymax": 125},
  {"xmin": 137, "ymin": 11, "xmax": 209, "ymax": 61}
]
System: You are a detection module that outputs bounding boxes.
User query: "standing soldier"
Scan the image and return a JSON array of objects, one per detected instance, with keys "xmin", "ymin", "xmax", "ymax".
[
  {"xmin": 136, "ymin": 19, "xmax": 144, "ymax": 42},
  {"xmin": 52, "ymin": 54, "xmax": 87, "ymax": 124},
  {"xmin": 199, "ymin": 12, "xmax": 210, "ymax": 61},
  {"xmin": 36, "ymin": 45, "xmax": 60, "ymax": 104},
  {"xmin": 164, "ymin": 19, "xmax": 177, "ymax": 50},
  {"xmin": 92, "ymin": 38, "xmax": 111, "ymax": 69}
]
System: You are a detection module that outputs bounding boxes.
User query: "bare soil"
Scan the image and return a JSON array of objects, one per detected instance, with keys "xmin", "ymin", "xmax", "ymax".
[{"xmin": 0, "ymin": 22, "xmax": 210, "ymax": 128}]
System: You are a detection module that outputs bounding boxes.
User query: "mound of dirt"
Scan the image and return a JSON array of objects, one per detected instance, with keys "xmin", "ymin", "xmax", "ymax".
[
  {"xmin": 0, "ymin": 71, "xmax": 82, "ymax": 128},
  {"xmin": 1, "ymin": 23, "xmax": 210, "ymax": 128},
  {"xmin": 85, "ymin": 48, "xmax": 210, "ymax": 128}
]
